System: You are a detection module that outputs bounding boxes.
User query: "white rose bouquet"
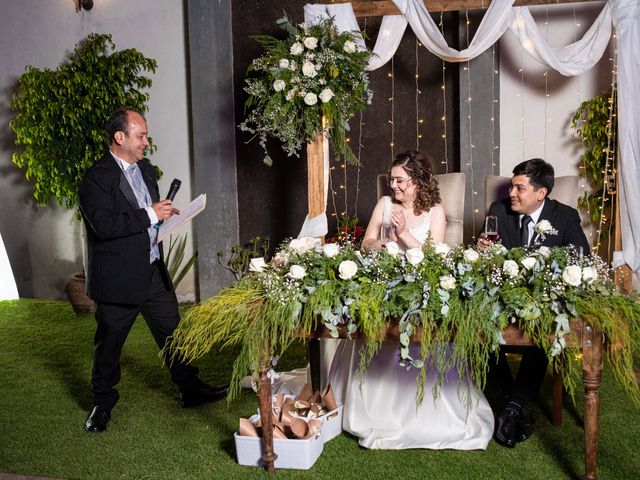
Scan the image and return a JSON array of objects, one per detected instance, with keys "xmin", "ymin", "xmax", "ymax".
[{"xmin": 239, "ymin": 14, "xmax": 373, "ymax": 166}]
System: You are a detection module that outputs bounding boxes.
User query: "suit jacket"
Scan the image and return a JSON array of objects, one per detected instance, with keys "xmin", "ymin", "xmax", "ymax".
[
  {"xmin": 489, "ymin": 198, "xmax": 590, "ymax": 255},
  {"xmin": 79, "ymin": 152, "xmax": 169, "ymax": 304}
]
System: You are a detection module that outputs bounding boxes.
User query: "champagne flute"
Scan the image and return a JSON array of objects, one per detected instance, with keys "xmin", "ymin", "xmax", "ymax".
[
  {"xmin": 484, "ymin": 215, "xmax": 498, "ymax": 242},
  {"xmin": 380, "ymin": 223, "xmax": 393, "ymax": 245}
]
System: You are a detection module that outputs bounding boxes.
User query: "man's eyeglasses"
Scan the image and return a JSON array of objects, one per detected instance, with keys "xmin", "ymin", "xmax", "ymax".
[{"xmin": 388, "ymin": 175, "xmax": 411, "ymax": 187}]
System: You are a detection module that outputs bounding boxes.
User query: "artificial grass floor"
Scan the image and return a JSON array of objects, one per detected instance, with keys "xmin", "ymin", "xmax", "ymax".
[{"xmin": 0, "ymin": 298, "xmax": 638, "ymax": 480}]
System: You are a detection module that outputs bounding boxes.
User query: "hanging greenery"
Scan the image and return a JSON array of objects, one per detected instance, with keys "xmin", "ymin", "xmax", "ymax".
[
  {"xmin": 167, "ymin": 236, "xmax": 640, "ymax": 407},
  {"xmin": 10, "ymin": 33, "xmax": 158, "ymax": 212},
  {"xmin": 239, "ymin": 14, "xmax": 373, "ymax": 166},
  {"xmin": 571, "ymin": 88, "xmax": 617, "ymax": 238}
]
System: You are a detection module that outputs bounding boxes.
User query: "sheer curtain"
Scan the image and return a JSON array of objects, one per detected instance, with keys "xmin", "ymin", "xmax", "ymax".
[{"xmin": 300, "ymin": 0, "xmax": 639, "ymax": 288}]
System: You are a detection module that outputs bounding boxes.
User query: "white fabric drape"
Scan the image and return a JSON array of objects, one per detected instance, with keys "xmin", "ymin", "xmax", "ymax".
[
  {"xmin": 612, "ymin": 0, "xmax": 640, "ymax": 288},
  {"xmin": 298, "ymin": 1, "xmax": 639, "ymax": 287}
]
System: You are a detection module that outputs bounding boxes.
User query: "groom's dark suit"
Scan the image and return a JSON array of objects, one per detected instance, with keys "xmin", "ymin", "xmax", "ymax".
[
  {"xmin": 487, "ymin": 197, "xmax": 590, "ymax": 406},
  {"xmin": 79, "ymin": 152, "xmax": 200, "ymax": 410}
]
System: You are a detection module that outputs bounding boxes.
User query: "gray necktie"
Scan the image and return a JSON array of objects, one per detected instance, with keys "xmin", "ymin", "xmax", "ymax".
[
  {"xmin": 520, "ymin": 215, "xmax": 532, "ymax": 247},
  {"xmin": 126, "ymin": 163, "xmax": 160, "ymax": 263}
]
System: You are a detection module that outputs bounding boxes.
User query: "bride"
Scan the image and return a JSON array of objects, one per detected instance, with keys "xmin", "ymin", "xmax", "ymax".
[{"xmin": 327, "ymin": 150, "xmax": 494, "ymax": 450}]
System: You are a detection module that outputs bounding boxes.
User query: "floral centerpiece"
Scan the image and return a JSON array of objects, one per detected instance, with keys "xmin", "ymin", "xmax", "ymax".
[
  {"xmin": 239, "ymin": 14, "xmax": 373, "ymax": 166},
  {"xmin": 168, "ymin": 238, "xmax": 640, "ymax": 406}
]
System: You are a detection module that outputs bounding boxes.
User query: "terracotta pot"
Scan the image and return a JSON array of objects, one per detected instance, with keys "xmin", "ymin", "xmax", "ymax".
[{"xmin": 65, "ymin": 271, "xmax": 95, "ymax": 315}]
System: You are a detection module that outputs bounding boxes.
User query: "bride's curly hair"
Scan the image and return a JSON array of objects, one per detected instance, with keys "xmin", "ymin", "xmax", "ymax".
[{"xmin": 390, "ymin": 150, "xmax": 441, "ymax": 215}]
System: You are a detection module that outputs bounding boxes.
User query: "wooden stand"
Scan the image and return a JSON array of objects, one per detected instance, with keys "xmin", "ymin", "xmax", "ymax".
[{"xmin": 256, "ymin": 319, "xmax": 604, "ymax": 478}]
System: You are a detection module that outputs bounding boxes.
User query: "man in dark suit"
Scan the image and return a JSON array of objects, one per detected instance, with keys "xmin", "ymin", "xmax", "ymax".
[
  {"xmin": 478, "ymin": 158, "xmax": 590, "ymax": 448},
  {"xmin": 79, "ymin": 108, "xmax": 227, "ymax": 432}
]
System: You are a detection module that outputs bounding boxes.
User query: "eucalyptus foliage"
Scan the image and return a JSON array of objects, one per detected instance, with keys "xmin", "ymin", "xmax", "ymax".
[
  {"xmin": 239, "ymin": 14, "xmax": 373, "ymax": 166},
  {"xmin": 571, "ymin": 88, "xmax": 617, "ymax": 233},
  {"xmin": 10, "ymin": 33, "xmax": 158, "ymax": 211},
  {"xmin": 168, "ymin": 238, "xmax": 640, "ymax": 406}
]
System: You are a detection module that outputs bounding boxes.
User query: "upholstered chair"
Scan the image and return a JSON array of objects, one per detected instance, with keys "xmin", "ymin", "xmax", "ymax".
[{"xmin": 377, "ymin": 172, "xmax": 466, "ymax": 246}]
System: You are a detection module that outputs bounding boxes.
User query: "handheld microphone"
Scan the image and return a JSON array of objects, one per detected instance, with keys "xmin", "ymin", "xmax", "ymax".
[
  {"xmin": 166, "ymin": 178, "xmax": 181, "ymax": 201},
  {"xmin": 156, "ymin": 178, "xmax": 181, "ymax": 229}
]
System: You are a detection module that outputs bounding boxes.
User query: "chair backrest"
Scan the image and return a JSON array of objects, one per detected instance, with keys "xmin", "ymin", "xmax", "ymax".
[
  {"xmin": 484, "ymin": 175, "xmax": 595, "ymax": 246},
  {"xmin": 377, "ymin": 172, "xmax": 466, "ymax": 246}
]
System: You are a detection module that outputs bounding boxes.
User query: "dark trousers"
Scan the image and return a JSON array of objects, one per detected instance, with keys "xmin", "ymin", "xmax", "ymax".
[
  {"xmin": 91, "ymin": 261, "xmax": 200, "ymax": 410},
  {"xmin": 485, "ymin": 346, "xmax": 549, "ymax": 409}
]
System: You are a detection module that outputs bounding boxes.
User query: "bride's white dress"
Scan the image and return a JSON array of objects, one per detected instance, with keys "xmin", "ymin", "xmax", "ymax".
[{"xmin": 327, "ymin": 198, "xmax": 494, "ymax": 450}]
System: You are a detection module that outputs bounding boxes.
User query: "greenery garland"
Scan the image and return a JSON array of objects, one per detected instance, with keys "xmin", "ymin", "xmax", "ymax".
[
  {"xmin": 167, "ymin": 237, "xmax": 640, "ymax": 406},
  {"xmin": 239, "ymin": 14, "xmax": 373, "ymax": 166}
]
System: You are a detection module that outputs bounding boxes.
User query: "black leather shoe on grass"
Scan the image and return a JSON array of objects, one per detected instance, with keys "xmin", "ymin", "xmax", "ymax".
[
  {"xmin": 516, "ymin": 406, "xmax": 535, "ymax": 442},
  {"xmin": 180, "ymin": 384, "xmax": 229, "ymax": 408},
  {"xmin": 85, "ymin": 406, "xmax": 111, "ymax": 432},
  {"xmin": 494, "ymin": 408, "xmax": 519, "ymax": 448}
]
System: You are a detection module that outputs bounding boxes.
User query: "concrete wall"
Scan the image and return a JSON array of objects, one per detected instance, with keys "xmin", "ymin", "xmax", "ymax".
[
  {"xmin": 0, "ymin": 0, "xmax": 196, "ymax": 300},
  {"xmin": 499, "ymin": 2, "xmax": 612, "ymax": 177}
]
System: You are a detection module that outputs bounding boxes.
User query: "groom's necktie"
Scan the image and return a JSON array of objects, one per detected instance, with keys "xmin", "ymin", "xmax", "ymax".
[
  {"xmin": 520, "ymin": 215, "xmax": 532, "ymax": 247},
  {"xmin": 126, "ymin": 163, "xmax": 160, "ymax": 263}
]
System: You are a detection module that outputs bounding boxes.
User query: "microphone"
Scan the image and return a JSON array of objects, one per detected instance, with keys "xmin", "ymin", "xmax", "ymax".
[
  {"xmin": 166, "ymin": 178, "xmax": 181, "ymax": 201},
  {"xmin": 156, "ymin": 178, "xmax": 181, "ymax": 229}
]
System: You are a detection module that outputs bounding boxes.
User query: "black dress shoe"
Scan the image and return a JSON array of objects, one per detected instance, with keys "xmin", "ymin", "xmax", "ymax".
[
  {"xmin": 516, "ymin": 406, "xmax": 534, "ymax": 442},
  {"xmin": 494, "ymin": 408, "xmax": 519, "ymax": 448},
  {"xmin": 85, "ymin": 406, "xmax": 111, "ymax": 432},
  {"xmin": 180, "ymin": 384, "xmax": 229, "ymax": 408}
]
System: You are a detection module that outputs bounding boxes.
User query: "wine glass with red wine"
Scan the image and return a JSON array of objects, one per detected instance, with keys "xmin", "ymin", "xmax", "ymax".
[{"xmin": 484, "ymin": 215, "xmax": 498, "ymax": 242}]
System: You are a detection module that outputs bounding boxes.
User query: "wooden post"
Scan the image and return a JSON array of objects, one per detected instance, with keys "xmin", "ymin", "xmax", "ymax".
[
  {"xmin": 613, "ymin": 190, "xmax": 632, "ymax": 293},
  {"xmin": 306, "ymin": 119, "xmax": 327, "ymax": 220},
  {"xmin": 258, "ymin": 344, "xmax": 277, "ymax": 473},
  {"xmin": 582, "ymin": 323, "xmax": 604, "ymax": 480}
]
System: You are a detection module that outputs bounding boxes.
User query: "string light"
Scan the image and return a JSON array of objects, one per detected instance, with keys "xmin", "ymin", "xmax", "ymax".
[
  {"xmin": 519, "ymin": 38, "xmax": 525, "ymax": 162},
  {"xmin": 490, "ymin": 43, "xmax": 497, "ymax": 174},
  {"xmin": 543, "ymin": 8, "xmax": 549, "ymax": 159},
  {"xmin": 389, "ymin": 57, "xmax": 395, "ymax": 159},
  {"xmin": 439, "ymin": 12, "xmax": 449, "ymax": 173},
  {"xmin": 415, "ymin": 39, "xmax": 422, "ymax": 150},
  {"xmin": 464, "ymin": 10, "xmax": 478, "ymax": 236}
]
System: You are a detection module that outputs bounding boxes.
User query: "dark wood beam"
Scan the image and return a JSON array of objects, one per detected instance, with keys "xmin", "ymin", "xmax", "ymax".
[{"xmin": 345, "ymin": 0, "xmax": 604, "ymax": 17}]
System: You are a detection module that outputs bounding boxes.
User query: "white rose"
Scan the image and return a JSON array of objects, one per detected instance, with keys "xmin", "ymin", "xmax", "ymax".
[
  {"xmin": 463, "ymin": 249, "xmax": 479, "ymax": 263},
  {"xmin": 290, "ymin": 42, "xmax": 304, "ymax": 55},
  {"xmin": 343, "ymin": 40, "xmax": 356, "ymax": 53},
  {"xmin": 318, "ymin": 88, "xmax": 334, "ymax": 103},
  {"xmin": 582, "ymin": 266, "xmax": 598, "ymax": 284},
  {"xmin": 536, "ymin": 219, "xmax": 553, "ymax": 234},
  {"xmin": 289, "ymin": 237, "xmax": 321, "ymax": 253},
  {"xmin": 439, "ymin": 275, "xmax": 456, "ymax": 291},
  {"xmin": 278, "ymin": 58, "xmax": 290, "ymax": 69},
  {"xmin": 249, "ymin": 257, "xmax": 266, "ymax": 273},
  {"xmin": 338, "ymin": 260, "xmax": 358, "ymax": 280},
  {"xmin": 287, "ymin": 265, "xmax": 306, "ymax": 280},
  {"xmin": 502, "ymin": 260, "xmax": 520, "ymax": 278},
  {"xmin": 521, "ymin": 257, "xmax": 536, "ymax": 271},
  {"xmin": 322, "ymin": 243, "xmax": 340, "ymax": 258},
  {"xmin": 273, "ymin": 79, "xmax": 286, "ymax": 92},
  {"xmin": 405, "ymin": 248, "xmax": 425, "ymax": 266},
  {"xmin": 304, "ymin": 92, "xmax": 318, "ymax": 105},
  {"xmin": 285, "ymin": 89, "xmax": 296, "ymax": 101},
  {"xmin": 303, "ymin": 36, "xmax": 318, "ymax": 49},
  {"xmin": 537, "ymin": 246, "xmax": 551, "ymax": 257},
  {"xmin": 272, "ymin": 251, "xmax": 289, "ymax": 268},
  {"xmin": 493, "ymin": 243, "xmax": 508, "ymax": 255},
  {"xmin": 289, "ymin": 61, "xmax": 297, "ymax": 71},
  {"xmin": 302, "ymin": 61, "xmax": 317, "ymax": 78},
  {"xmin": 562, "ymin": 265, "xmax": 582, "ymax": 287},
  {"xmin": 434, "ymin": 243, "xmax": 450, "ymax": 257},
  {"xmin": 385, "ymin": 241, "xmax": 400, "ymax": 257}
]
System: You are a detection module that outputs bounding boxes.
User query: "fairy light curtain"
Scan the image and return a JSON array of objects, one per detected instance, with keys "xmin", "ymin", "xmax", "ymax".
[{"xmin": 301, "ymin": 0, "xmax": 640, "ymax": 289}]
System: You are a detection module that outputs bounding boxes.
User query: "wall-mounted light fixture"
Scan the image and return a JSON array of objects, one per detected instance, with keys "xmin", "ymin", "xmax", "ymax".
[{"xmin": 76, "ymin": 0, "xmax": 94, "ymax": 12}]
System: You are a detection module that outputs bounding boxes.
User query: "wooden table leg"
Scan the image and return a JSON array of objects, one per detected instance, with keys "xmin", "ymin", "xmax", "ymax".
[
  {"xmin": 258, "ymin": 354, "xmax": 277, "ymax": 473},
  {"xmin": 582, "ymin": 324, "xmax": 604, "ymax": 480}
]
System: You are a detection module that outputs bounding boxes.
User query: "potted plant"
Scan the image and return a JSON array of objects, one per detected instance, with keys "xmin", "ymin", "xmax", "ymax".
[{"xmin": 10, "ymin": 33, "xmax": 157, "ymax": 313}]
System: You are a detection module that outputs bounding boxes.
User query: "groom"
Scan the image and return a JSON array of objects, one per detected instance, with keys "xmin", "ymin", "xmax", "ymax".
[{"xmin": 478, "ymin": 158, "xmax": 590, "ymax": 448}]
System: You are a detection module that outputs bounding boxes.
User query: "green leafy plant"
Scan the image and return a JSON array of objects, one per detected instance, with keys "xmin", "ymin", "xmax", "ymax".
[
  {"xmin": 164, "ymin": 234, "xmax": 197, "ymax": 290},
  {"xmin": 239, "ymin": 14, "xmax": 372, "ymax": 166},
  {"xmin": 216, "ymin": 236, "xmax": 270, "ymax": 280},
  {"xmin": 10, "ymin": 33, "xmax": 158, "ymax": 211},
  {"xmin": 571, "ymin": 88, "xmax": 617, "ymax": 237}
]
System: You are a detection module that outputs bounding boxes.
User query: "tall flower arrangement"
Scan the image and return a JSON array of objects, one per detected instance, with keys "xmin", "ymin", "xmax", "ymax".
[
  {"xmin": 240, "ymin": 15, "xmax": 373, "ymax": 166},
  {"xmin": 168, "ymin": 238, "xmax": 640, "ymax": 406}
]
